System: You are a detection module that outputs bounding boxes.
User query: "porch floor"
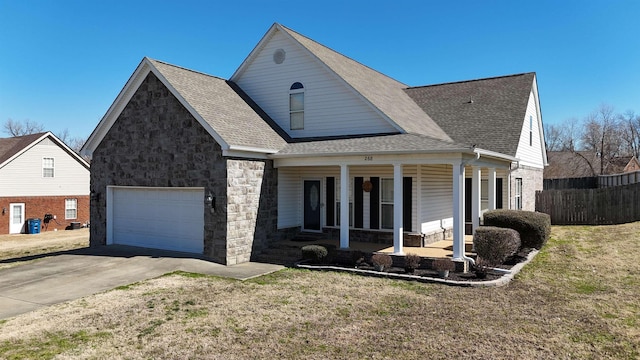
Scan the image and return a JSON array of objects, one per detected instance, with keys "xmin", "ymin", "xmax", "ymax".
[{"xmin": 277, "ymin": 235, "xmax": 475, "ymax": 259}]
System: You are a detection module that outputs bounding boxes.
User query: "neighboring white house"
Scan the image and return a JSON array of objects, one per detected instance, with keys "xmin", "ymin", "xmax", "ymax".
[
  {"xmin": 0, "ymin": 132, "xmax": 90, "ymax": 234},
  {"xmin": 81, "ymin": 23, "xmax": 547, "ymax": 265}
]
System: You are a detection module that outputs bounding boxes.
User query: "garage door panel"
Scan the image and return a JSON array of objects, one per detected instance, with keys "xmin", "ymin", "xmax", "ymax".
[{"xmin": 111, "ymin": 187, "xmax": 204, "ymax": 254}]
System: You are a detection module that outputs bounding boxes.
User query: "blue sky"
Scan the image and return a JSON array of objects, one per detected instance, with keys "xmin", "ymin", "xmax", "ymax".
[{"xmin": 1, "ymin": 0, "xmax": 638, "ymax": 140}]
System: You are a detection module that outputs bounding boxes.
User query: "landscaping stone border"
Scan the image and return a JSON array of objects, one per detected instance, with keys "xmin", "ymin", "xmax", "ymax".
[{"xmin": 294, "ymin": 249, "xmax": 539, "ymax": 287}]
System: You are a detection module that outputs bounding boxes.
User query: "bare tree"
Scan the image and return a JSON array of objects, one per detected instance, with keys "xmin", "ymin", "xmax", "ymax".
[
  {"xmin": 581, "ymin": 104, "xmax": 622, "ymax": 175},
  {"xmin": 55, "ymin": 128, "xmax": 87, "ymax": 154},
  {"xmin": 545, "ymin": 117, "xmax": 582, "ymax": 152},
  {"xmin": 544, "ymin": 123, "xmax": 564, "ymax": 151},
  {"xmin": 3, "ymin": 118, "xmax": 45, "ymax": 136},
  {"xmin": 619, "ymin": 110, "xmax": 640, "ymax": 159}
]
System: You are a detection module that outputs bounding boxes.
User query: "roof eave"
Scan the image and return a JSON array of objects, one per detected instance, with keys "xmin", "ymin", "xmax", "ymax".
[
  {"xmin": 2, "ymin": 132, "xmax": 90, "ymax": 170},
  {"xmin": 269, "ymin": 147, "xmax": 476, "ymax": 159},
  {"xmin": 81, "ymin": 57, "xmax": 233, "ymax": 158}
]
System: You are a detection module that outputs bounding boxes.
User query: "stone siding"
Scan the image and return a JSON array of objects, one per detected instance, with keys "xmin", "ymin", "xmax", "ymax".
[
  {"xmin": 510, "ymin": 165, "xmax": 543, "ymax": 211},
  {"xmin": 225, "ymin": 158, "xmax": 277, "ymax": 265},
  {"xmin": 90, "ymin": 72, "xmax": 228, "ymax": 263},
  {"xmin": 90, "ymin": 72, "xmax": 279, "ymax": 265}
]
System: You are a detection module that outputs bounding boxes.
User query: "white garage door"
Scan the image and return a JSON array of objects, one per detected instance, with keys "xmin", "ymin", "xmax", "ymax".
[{"xmin": 111, "ymin": 187, "xmax": 204, "ymax": 254}]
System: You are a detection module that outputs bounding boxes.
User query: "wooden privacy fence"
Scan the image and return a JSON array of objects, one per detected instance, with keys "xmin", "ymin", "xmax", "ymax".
[
  {"xmin": 536, "ymin": 182, "xmax": 640, "ymax": 225},
  {"xmin": 598, "ymin": 170, "xmax": 640, "ymax": 188}
]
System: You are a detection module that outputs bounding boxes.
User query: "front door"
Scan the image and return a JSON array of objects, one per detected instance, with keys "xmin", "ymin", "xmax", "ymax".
[
  {"xmin": 303, "ymin": 180, "xmax": 321, "ymax": 231},
  {"xmin": 9, "ymin": 203, "xmax": 25, "ymax": 234}
]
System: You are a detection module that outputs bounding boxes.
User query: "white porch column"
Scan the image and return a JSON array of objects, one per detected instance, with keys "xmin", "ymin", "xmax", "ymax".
[
  {"xmin": 472, "ymin": 166, "xmax": 481, "ymax": 233},
  {"xmin": 340, "ymin": 164, "xmax": 350, "ymax": 249},
  {"xmin": 452, "ymin": 162, "xmax": 465, "ymax": 260},
  {"xmin": 393, "ymin": 163, "xmax": 404, "ymax": 254},
  {"xmin": 488, "ymin": 168, "xmax": 496, "ymax": 210}
]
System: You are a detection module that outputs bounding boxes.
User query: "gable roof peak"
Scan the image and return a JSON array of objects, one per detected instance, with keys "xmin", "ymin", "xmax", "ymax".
[
  {"xmin": 0, "ymin": 131, "xmax": 89, "ymax": 170},
  {"xmin": 276, "ymin": 24, "xmax": 409, "ymax": 87},
  {"xmin": 146, "ymin": 58, "xmax": 227, "ymax": 82},
  {"xmin": 232, "ymin": 23, "xmax": 451, "ymax": 142}
]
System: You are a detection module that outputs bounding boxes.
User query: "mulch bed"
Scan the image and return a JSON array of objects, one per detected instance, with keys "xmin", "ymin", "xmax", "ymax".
[{"xmin": 300, "ymin": 248, "xmax": 535, "ymax": 283}]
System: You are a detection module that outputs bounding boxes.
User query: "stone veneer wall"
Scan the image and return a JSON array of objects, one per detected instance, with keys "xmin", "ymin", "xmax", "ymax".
[
  {"xmin": 510, "ymin": 165, "xmax": 543, "ymax": 211},
  {"xmin": 225, "ymin": 159, "xmax": 277, "ymax": 265},
  {"xmin": 90, "ymin": 72, "xmax": 229, "ymax": 263}
]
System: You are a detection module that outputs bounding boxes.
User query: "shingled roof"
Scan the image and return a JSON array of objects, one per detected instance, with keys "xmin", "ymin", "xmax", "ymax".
[
  {"xmin": 149, "ymin": 59, "xmax": 287, "ymax": 152},
  {"xmin": 1, "ymin": 132, "xmax": 89, "ymax": 170},
  {"xmin": 274, "ymin": 133, "xmax": 472, "ymax": 157},
  {"xmin": 405, "ymin": 73, "xmax": 535, "ymax": 156},
  {"xmin": 278, "ymin": 24, "xmax": 452, "ymax": 143},
  {"xmin": 0, "ymin": 132, "xmax": 45, "ymax": 166}
]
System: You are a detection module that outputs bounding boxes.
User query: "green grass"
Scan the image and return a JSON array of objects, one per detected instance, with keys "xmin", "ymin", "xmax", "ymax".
[
  {"xmin": 0, "ymin": 331, "xmax": 110, "ymax": 359},
  {"xmin": 1, "ymin": 223, "xmax": 639, "ymax": 359}
]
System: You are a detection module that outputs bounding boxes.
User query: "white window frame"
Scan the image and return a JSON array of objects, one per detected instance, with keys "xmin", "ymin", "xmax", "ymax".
[
  {"xmin": 529, "ymin": 115, "xmax": 533, "ymax": 146},
  {"xmin": 380, "ymin": 178, "xmax": 394, "ymax": 229},
  {"xmin": 515, "ymin": 178, "xmax": 523, "ymax": 210},
  {"xmin": 65, "ymin": 198, "xmax": 78, "ymax": 219},
  {"xmin": 289, "ymin": 83, "xmax": 304, "ymax": 130},
  {"xmin": 42, "ymin": 157, "xmax": 55, "ymax": 178}
]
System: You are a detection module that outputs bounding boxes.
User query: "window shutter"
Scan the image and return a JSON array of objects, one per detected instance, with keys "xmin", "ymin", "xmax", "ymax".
[
  {"xmin": 354, "ymin": 177, "xmax": 363, "ymax": 228},
  {"xmin": 326, "ymin": 177, "xmax": 335, "ymax": 226},
  {"xmin": 496, "ymin": 178, "xmax": 503, "ymax": 209},
  {"xmin": 403, "ymin": 177, "xmax": 412, "ymax": 232},
  {"xmin": 369, "ymin": 177, "xmax": 379, "ymax": 229}
]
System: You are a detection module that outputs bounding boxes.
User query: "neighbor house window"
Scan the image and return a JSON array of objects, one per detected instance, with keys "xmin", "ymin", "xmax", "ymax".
[
  {"xmin": 43, "ymin": 157, "xmax": 54, "ymax": 178},
  {"xmin": 65, "ymin": 198, "xmax": 77, "ymax": 219},
  {"xmin": 515, "ymin": 178, "xmax": 523, "ymax": 210},
  {"xmin": 381, "ymin": 178, "xmax": 394, "ymax": 229},
  {"xmin": 289, "ymin": 82, "xmax": 304, "ymax": 130}
]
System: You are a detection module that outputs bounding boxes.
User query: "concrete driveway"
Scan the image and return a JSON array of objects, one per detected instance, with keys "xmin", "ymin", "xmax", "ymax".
[{"xmin": 0, "ymin": 245, "xmax": 283, "ymax": 320}]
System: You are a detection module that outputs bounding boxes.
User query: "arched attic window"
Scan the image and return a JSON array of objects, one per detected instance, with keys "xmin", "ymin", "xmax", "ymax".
[{"xmin": 289, "ymin": 82, "xmax": 304, "ymax": 130}]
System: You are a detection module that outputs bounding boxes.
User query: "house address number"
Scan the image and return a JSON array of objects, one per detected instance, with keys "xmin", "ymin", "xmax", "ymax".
[{"xmin": 364, "ymin": 156, "xmax": 373, "ymax": 161}]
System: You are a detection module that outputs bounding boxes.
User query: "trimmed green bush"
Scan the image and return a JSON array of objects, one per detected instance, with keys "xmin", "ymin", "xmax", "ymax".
[
  {"xmin": 473, "ymin": 226, "xmax": 521, "ymax": 266},
  {"xmin": 483, "ymin": 209, "xmax": 551, "ymax": 249},
  {"xmin": 301, "ymin": 245, "xmax": 328, "ymax": 264}
]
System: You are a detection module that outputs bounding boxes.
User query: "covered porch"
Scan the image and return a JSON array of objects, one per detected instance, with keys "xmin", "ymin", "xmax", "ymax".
[{"xmin": 272, "ymin": 138, "xmax": 517, "ymax": 269}]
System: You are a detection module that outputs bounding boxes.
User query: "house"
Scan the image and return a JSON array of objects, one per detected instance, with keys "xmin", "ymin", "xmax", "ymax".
[
  {"xmin": 623, "ymin": 156, "xmax": 640, "ymax": 173},
  {"xmin": 81, "ymin": 23, "xmax": 546, "ymax": 266},
  {"xmin": 545, "ymin": 151, "xmax": 640, "ymax": 179},
  {"xmin": 0, "ymin": 132, "xmax": 90, "ymax": 234}
]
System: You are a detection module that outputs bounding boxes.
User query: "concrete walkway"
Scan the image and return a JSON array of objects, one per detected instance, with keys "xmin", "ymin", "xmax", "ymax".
[{"xmin": 0, "ymin": 245, "xmax": 283, "ymax": 320}]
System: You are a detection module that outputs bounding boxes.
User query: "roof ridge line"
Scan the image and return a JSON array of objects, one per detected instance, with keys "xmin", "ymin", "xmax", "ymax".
[
  {"xmin": 279, "ymin": 24, "xmax": 409, "ymax": 87},
  {"xmin": 408, "ymin": 72, "xmax": 535, "ymax": 90},
  {"xmin": 147, "ymin": 58, "xmax": 228, "ymax": 81}
]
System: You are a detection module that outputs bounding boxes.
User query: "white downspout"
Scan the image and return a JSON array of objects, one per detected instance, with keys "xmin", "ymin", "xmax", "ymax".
[
  {"xmin": 456, "ymin": 151, "xmax": 482, "ymax": 265},
  {"xmin": 507, "ymin": 161, "xmax": 520, "ymax": 209}
]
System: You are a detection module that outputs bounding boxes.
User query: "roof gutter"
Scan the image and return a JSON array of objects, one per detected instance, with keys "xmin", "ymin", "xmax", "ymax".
[
  {"xmin": 269, "ymin": 147, "xmax": 475, "ymax": 159},
  {"xmin": 472, "ymin": 148, "xmax": 519, "ymax": 162}
]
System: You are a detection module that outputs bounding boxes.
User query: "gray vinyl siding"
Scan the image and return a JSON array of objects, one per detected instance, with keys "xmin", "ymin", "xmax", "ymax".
[
  {"xmin": 419, "ymin": 164, "xmax": 454, "ymax": 234},
  {"xmin": 278, "ymin": 165, "xmax": 419, "ymax": 231},
  {"xmin": 515, "ymin": 91, "xmax": 545, "ymax": 168},
  {"xmin": 234, "ymin": 29, "xmax": 397, "ymax": 139},
  {"xmin": 0, "ymin": 138, "xmax": 89, "ymax": 197}
]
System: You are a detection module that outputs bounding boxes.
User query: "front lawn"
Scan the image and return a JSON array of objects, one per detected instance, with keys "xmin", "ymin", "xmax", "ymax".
[{"xmin": 0, "ymin": 224, "xmax": 638, "ymax": 359}]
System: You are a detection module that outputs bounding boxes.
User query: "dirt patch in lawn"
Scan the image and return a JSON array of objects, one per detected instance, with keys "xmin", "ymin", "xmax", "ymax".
[{"xmin": 0, "ymin": 224, "xmax": 639, "ymax": 359}]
